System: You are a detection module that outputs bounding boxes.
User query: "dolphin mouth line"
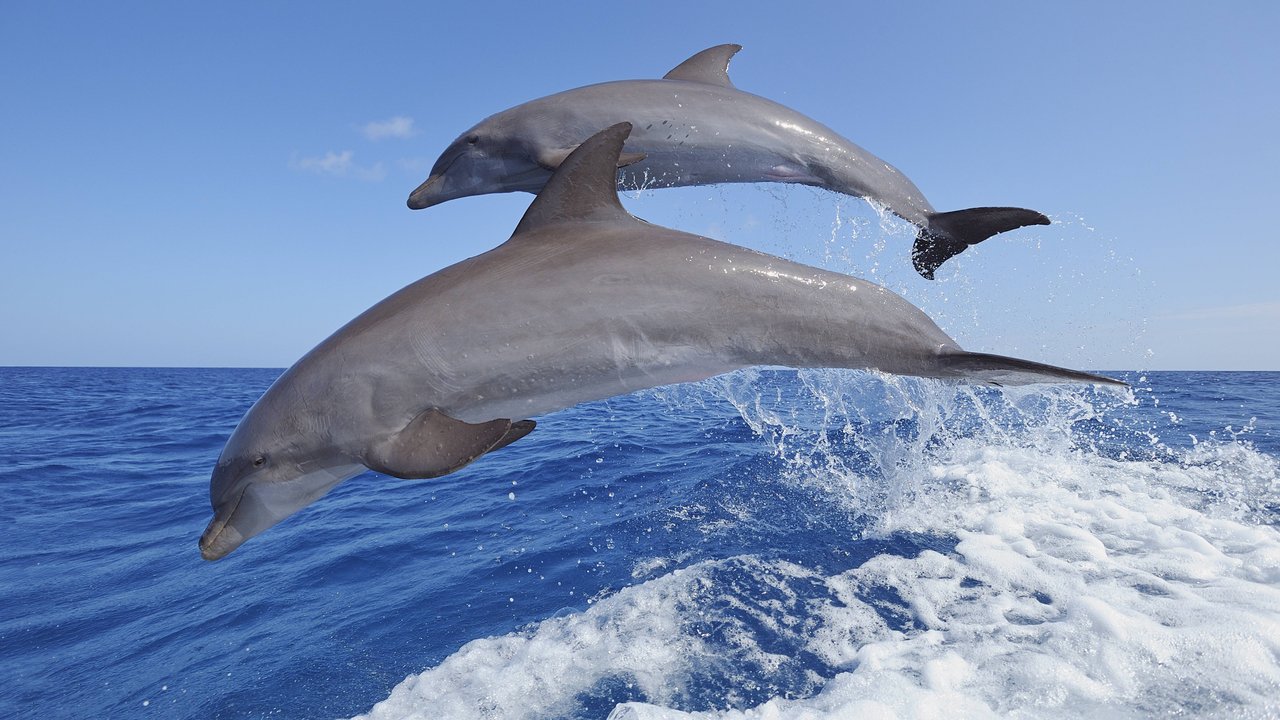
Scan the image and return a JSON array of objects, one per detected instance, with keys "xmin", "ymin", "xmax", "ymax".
[
  {"xmin": 407, "ymin": 175, "xmax": 444, "ymax": 209},
  {"xmin": 199, "ymin": 489, "xmax": 246, "ymax": 561}
]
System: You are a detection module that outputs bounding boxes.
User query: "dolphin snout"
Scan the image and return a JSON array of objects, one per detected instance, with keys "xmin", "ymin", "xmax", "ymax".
[
  {"xmin": 198, "ymin": 463, "xmax": 363, "ymax": 561},
  {"xmin": 199, "ymin": 495, "xmax": 246, "ymax": 561},
  {"xmin": 407, "ymin": 175, "xmax": 445, "ymax": 209},
  {"xmin": 199, "ymin": 521, "xmax": 242, "ymax": 561}
]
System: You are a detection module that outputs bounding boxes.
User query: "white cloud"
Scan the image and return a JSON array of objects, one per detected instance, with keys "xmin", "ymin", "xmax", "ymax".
[
  {"xmin": 361, "ymin": 115, "xmax": 416, "ymax": 141},
  {"xmin": 291, "ymin": 151, "xmax": 385, "ymax": 182},
  {"xmin": 293, "ymin": 150, "xmax": 353, "ymax": 176},
  {"xmin": 354, "ymin": 162, "xmax": 387, "ymax": 182}
]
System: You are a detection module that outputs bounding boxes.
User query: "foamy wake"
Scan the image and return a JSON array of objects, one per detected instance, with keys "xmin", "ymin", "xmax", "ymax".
[{"xmin": 355, "ymin": 377, "xmax": 1280, "ymax": 720}]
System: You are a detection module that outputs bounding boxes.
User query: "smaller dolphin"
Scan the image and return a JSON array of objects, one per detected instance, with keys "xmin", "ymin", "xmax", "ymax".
[
  {"xmin": 201, "ymin": 123, "xmax": 1119, "ymax": 561},
  {"xmin": 409, "ymin": 44, "xmax": 1050, "ymax": 279}
]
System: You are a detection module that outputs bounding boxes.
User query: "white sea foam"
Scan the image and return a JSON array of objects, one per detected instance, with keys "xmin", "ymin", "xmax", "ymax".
[
  {"xmin": 610, "ymin": 439, "xmax": 1280, "ymax": 719},
  {"xmin": 355, "ymin": 377, "xmax": 1280, "ymax": 720},
  {"xmin": 354, "ymin": 562, "xmax": 703, "ymax": 719}
]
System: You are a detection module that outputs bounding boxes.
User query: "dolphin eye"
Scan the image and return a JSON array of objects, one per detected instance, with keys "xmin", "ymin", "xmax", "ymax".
[
  {"xmin": 466, "ymin": 134, "xmax": 479, "ymax": 145},
  {"xmin": 252, "ymin": 456, "xmax": 266, "ymax": 468}
]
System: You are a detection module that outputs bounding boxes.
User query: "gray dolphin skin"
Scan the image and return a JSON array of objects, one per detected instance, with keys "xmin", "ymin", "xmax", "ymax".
[
  {"xmin": 408, "ymin": 44, "xmax": 1050, "ymax": 279},
  {"xmin": 201, "ymin": 123, "xmax": 1119, "ymax": 561}
]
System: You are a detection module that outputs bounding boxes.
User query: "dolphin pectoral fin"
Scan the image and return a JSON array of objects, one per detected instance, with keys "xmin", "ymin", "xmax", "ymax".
[
  {"xmin": 491, "ymin": 419, "xmax": 536, "ymax": 452},
  {"xmin": 535, "ymin": 148, "xmax": 574, "ymax": 171},
  {"xmin": 536, "ymin": 147, "xmax": 645, "ymax": 171},
  {"xmin": 616, "ymin": 151, "xmax": 646, "ymax": 168},
  {"xmin": 912, "ymin": 207, "xmax": 1051, "ymax": 279},
  {"xmin": 366, "ymin": 410, "xmax": 527, "ymax": 480},
  {"xmin": 662, "ymin": 44, "xmax": 742, "ymax": 87}
]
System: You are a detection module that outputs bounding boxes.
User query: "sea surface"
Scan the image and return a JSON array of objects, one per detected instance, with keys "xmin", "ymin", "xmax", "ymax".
[{"xmin": 1, "ymin": 367, "xmax": 1278, "ymax": 718}]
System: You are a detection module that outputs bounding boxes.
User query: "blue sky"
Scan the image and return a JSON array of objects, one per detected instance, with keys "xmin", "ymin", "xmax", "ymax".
[{"xmin": 2, "ymin": 2, "xmax": 1276, "ymax": 369}]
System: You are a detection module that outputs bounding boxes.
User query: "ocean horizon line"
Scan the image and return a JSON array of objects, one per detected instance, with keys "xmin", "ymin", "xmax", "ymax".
[{"xmin": 2, "ymin": 365, "xmax": 1277, "ymax": 373}]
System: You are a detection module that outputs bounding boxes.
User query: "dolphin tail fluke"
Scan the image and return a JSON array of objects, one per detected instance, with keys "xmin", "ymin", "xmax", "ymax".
[
  {"xmin": 939, "ymin": 351, "xmax": 1125, "ymax": 387},
  {"xmin": 912, "ymin": 208, "xmax": 1050, "ymax": 279}
]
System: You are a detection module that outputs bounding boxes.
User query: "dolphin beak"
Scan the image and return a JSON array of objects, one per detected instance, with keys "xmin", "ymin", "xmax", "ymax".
[
  {"xmin": 198, "ymin": 463, "xmax": 364, "ymax": 561},
  {"xmin": 199, "ymin": 493, "xmax": 247, "ymax": 561},
  {"xmin": 407, "ymin": 174, "xmax": 445, "ymax": 210}
]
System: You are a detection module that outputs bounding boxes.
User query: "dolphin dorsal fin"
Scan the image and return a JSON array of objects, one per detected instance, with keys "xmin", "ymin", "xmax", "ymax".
[
  {"xmin": 662, "ymin": 44, "xmax": 742, "ymax": 87},
  {"xmin": 513, "ymin": 122, "xmax": 635, "ymax": 235}
]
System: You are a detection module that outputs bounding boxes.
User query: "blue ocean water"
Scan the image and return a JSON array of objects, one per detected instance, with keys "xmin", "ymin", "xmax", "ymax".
[{"xmin": 1, "ymin": 367, "xmax": 1278, "ymax": 718}]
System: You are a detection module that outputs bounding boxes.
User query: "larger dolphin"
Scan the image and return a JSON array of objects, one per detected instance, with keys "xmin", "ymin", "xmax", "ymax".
[
  {"xmin": 409, "ymin": 44, "xmax": 1049, "ymax": 279},
  {"xmin": 200, "ymin": 123, "xmax": 1119, "ymax": 561}
]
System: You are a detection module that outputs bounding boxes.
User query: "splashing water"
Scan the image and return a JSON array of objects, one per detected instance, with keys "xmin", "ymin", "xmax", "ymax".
[
  {"xmin": 619, "ymin": 182, "xmax": 1148, "ymax": 374},
  {"xmin": 353, "ymin": 188, "xmax": 1264, "ymax": 720},
  {"xmin": 355, "ymin": 371, "xmax": 1280, "ymax": 720}
]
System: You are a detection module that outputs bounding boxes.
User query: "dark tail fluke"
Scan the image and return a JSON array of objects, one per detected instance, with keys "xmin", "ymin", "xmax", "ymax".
[
  {"xmin": 940, "ymin": 351, "xmax": 1125, "ymax": 387},
  {"xmin": 912, "ymin": 207, "xmax": 1051, "ymax": 279}
]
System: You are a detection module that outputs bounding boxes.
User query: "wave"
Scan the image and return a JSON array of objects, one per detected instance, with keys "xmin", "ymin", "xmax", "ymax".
[{"xmin": 354, "ymin": 373, "xmax": 1280, "ymax": 719}]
